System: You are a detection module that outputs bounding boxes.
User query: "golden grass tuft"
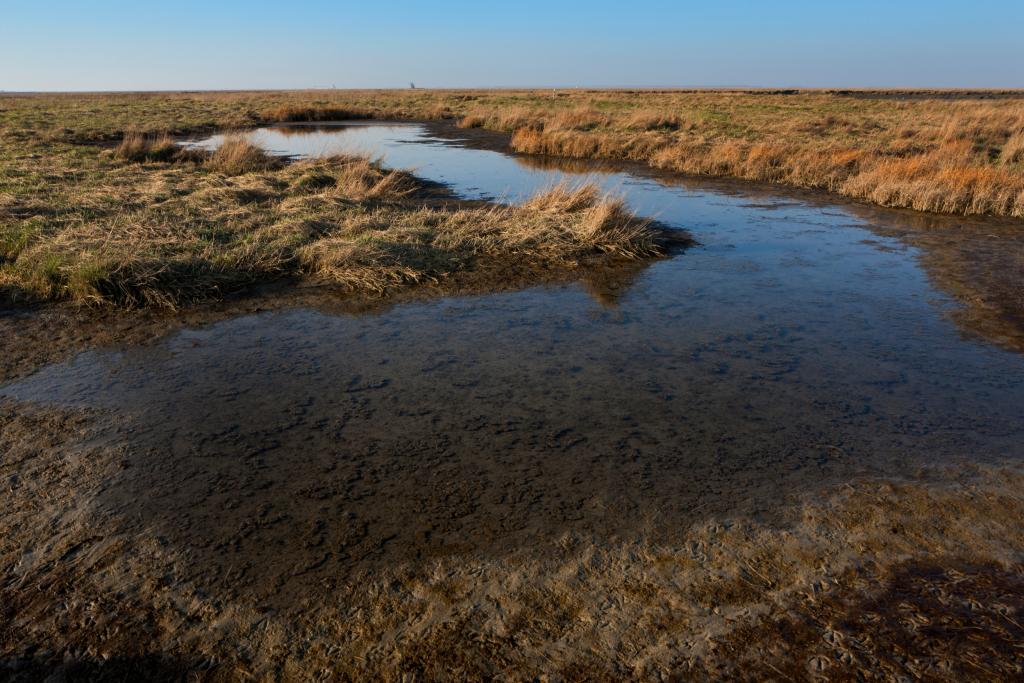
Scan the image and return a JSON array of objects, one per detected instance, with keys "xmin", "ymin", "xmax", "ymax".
[
  {"xmin": 521, "ymin": 183, "xmax": 658, "ymax": 257},
  {"xmin": 206, "ymin": 135, "xmax": 278, "ymax": 175},
  {"xmin": 296, "ymin": 182, "xmax": 663, "ymax": 294},
  {"xmin": 457, "ymin": 113, "xmax": 487, "ymax": 129},
  {"xmin": 1002, "ymin": 130, "xmax": 1024, "ymax": 166},
  {"xmin": 113, "ymin": 130, "xmax": 181, "ymax": 163},
  {"xmin": 326, "ymin": 156, "xmax": 418, "ymax": 199},
  {"xmin": 547, "ymin": 107, "xmax": 608, "ymax": 132},
  {"xmin": 521, "ymin": 182, "xmax": 602, "ymax": 213},
  {"xmin": 458, "ymin": 106, "xmax": 541, "ymax": 132}
]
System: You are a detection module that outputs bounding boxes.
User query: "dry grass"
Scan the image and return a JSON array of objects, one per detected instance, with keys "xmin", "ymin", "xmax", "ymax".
[
  {"xmin": 113, "ymin": 130, "xmax": 179, "ymax": 162},
  {"xmin": 0, "ymin": 129, "xmax": 665, "ymax": 308},
  {"xmin": 297, "ymin": 182, "xmax": 660, "ymax": 293},
  {"xmin": 8, "ymin": 89, "xmax": 1024, "ymax": 217},
  {"xmin": 457, "ymin": 105, "xmax": 541, "ymax": 132},
  {"xmin": 0, "ymin": 94, "xmax": 677, "ymax": 310},
  {"xmin": 511, "ymin": 103, "xmax": 1024, "ymax": 218},
  {"xmin": 624, "ymin": 110, "xmax": 685, "ymax": 131},
  {"xmin": 548, "ymin": 107, "xmax": 608, "ymax": 132},
  {"xmin": 999, "ymin": 129, "xmax": 1024, "ymax": 166},
  {"xmin": 0, "ymin": 89, "xmax": 1021, "ymax": 322},
  {"xmin": 205, "ymin": 134, "xmax": 278, "ymax": 174}
]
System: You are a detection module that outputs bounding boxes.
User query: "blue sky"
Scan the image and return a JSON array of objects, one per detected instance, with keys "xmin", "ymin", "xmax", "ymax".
[{"xmin": 2, "ymin": 1, "xmax": 1022, "ymax": 91}]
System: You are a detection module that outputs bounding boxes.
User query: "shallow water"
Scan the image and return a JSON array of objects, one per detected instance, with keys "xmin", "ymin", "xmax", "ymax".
[{"xmin": 5, "ymin": 123, "xmax": 1024, "ymax": 601}]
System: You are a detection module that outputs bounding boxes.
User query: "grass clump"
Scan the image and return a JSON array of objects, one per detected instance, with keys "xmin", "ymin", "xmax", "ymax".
[
  {"xmin": 205, "ymin": 135, "xmax": 278, "ymax": 175},
  {"xmin": 296, "ymin": 181, "xmax": 660, "ymax": 294},
  {"xmin": 114, "ymin": 130, "xmax": 179, "ymax": 162},
  {"xmin": 112, "ymin": 130, "xmax": 209, "ymax": 164},
  {"xmin": 624, "ymin": 110, "xmax": 684, "ymax": 131}
]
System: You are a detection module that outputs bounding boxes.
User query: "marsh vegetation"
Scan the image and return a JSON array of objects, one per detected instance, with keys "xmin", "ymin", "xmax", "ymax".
[{"xmin": 0, "ymin": 101, "xmax": 670, "ymax": 309}]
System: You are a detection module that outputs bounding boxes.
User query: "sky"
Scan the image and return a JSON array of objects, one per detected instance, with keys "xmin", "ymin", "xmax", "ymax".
[{"xmin": 2, "ymin": 1, "xmax": 1023, "ymax": 91}]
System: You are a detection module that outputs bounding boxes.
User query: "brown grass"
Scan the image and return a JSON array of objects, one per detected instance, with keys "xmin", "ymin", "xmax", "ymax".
[
  {"xmin": 204, "ymin": 134, "xmax": 278, "ymax": 175},
  {"xmin": 115, "ymin": 131, "xmax": 202, "ymax": 163},
  {"xmin": 457, "ymin": 106, "xmax": 540, "ymax": 132},
  {"xmin": 11, "ymin": 89, "xmax": 1024, "ymax": 217},
  {"xmin": 296, "ymin": 182, "xmax": 662, "ymax": 294},
  {"xmin": 113, "ymin": 131, "xmax": 184, "ymax": 163},
  {"xmin": 547, "ymin": 107, "xmax": 608, "ymax": 132},
  {"xmin": 497, "ymin": 96, "xmax": 1024, "ymax": 218},
  {"xmin": 624, "ymin": 110, "xmax": 684, "ymax": 131},
  {"xmin": 1002, "ymin": 130, "xmax": 1024, "ymax": 165},
  {"xmin": 1, "ymin": 134, "xmax": 666, "ymax": 309}
]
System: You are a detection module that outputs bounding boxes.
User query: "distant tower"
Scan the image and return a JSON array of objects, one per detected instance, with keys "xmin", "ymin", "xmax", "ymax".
[{"xmin": 410, "ymin": 82, "xmax": 416, "ymax": 89}]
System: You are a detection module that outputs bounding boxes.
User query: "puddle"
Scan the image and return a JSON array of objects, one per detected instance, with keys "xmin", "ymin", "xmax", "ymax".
[{"xmin": 4, "ymin": 122, "xmax": 1024, "ymax": 605}]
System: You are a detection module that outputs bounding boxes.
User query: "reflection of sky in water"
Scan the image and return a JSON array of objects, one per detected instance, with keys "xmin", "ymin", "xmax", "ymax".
[{"xmin": 189, "ymin": 123, "xmax": 658, "ymax": 203}]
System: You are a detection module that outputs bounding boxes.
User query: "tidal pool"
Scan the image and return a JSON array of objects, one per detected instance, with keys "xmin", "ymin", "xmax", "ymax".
[{"xmin": 4, "ymin": 122, "xmax": 1024, "ymax": 602}]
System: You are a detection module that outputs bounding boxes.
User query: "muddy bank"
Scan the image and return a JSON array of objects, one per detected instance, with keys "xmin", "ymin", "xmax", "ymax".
[{"xmin": 2, "ymin": 397, "xmax": 1023, "ymax": 680}]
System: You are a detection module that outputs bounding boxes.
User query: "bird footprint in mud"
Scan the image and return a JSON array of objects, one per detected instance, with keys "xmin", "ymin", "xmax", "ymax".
[
  {"xmin": 345, "ymin": 375, "xmax": 390, "ymax": 392},
  {"xmin": 806, "ymin": 655, "xmax": 831, "ymax": 674}
]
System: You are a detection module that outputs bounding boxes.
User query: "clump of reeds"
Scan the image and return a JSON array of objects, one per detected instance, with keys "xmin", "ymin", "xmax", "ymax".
[
  {"xmin": 296, "ymin": 181, "xmax": 662, "ymax": 294},
  {"xmin": 457, "ymin": 113, "xmax": 487, "ymax": 129},
  {"xmin": 206, "ymin": 135, "xmax": 278, "ymax": 175},
  {"xmin": 330, "ymin": 156, "xmax": 417, "ymax": 199},
  {"xmin": 458, "ymin": 107, "xmax": 541, "ymax": 132},
  {"xmin": 113, "ymin": 131, "xmax": 181, "ymax": 162},
  {"xmin": 524, "ymin": 183, "xmax": 657, "ymax": 257},
  {"xmin": 288, "ymin": 155, "xmax": 417, "ymax": 199},
  {"xmin": 521, "ymin": 182, "xmax": 603, "ymax": 213}
]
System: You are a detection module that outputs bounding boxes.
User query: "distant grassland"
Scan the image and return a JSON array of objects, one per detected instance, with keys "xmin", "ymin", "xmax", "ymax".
[{"xmin": 4, "ymin": 88, "xmax": 1024, "ymax": 218}]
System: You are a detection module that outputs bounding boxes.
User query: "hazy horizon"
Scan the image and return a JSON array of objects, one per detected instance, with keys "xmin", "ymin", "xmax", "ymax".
[{"xmin": 3, "ymin": 0, "xmax": 1023, "ymax": 91}]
